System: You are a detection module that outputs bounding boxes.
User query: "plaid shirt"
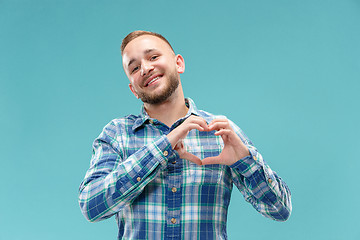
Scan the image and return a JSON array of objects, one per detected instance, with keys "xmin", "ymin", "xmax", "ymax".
[{"xmin": 79, "ymin": 98, "xmax": 292, "ymax": 240}]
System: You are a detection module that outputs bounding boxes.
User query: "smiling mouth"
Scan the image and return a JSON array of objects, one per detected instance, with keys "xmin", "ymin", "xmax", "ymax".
[{"xmin": 145, "ymin": 76, "xmax": 162, "ymax": 87}]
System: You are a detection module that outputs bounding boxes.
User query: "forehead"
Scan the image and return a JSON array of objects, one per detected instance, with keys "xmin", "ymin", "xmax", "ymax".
[{"xmin": 122, "ymin": 35, "xmax": 173, "ymax": 65}]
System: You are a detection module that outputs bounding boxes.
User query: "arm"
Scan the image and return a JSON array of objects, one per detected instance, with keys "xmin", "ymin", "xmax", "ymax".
[
  {"xmin": 78, "ymin": 121, "xmax": 177, "ymax": 222},
  {"xmin": 201, "ymin": 118, "xmax": 292, "ymax": 221},
  {"xmin": 229, "ymin": 143, "xmax": 292, "ymax": 221}
]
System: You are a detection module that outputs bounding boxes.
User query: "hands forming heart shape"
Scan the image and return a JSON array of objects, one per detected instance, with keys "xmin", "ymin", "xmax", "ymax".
[{"xmin": 166, "ymin": 115, "xmax": 250, "ymax": 166}]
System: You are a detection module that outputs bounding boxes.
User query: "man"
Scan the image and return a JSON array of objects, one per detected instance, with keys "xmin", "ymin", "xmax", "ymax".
[{"xmin": 79, "ymin": 30, "xmax": 292, "ymax": 240}]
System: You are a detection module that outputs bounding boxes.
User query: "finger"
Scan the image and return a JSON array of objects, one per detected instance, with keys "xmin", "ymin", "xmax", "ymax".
[
  {"xmin": 208, "ymin": 118, "xmax": 228, "ymax": 126},
  {"xmin": 187, "ymin": 123, "xmax": 206, "ymax": 132},
  {"xmin": 168, "ymin": 120, "xmax": 207, "ymax": 147},
  {"xmin": 186, "ymin": 116, "xmax": 209, "ymax": 131},
  {"xmin": 214, "ymin": 129, "xmax": 243, "ymax": 145},
  {"xmin": 214, "ymin": 129, "xmax": 232, "ymax": 136},
  {"xmin": 208, "ymin": 121, "xmax": 231, "ymax": 131},
  {"xmin": 184, "ymin": 117, "xmax": 209, "ymax": 132},
  {"xmin": 201, "ymin": 156, "xmax": 221, "ymax": 165},
  {"xmin": 181, "ymin": 152, "xmax": 202, "ymax": 165},
  {"xmin": 208, "ymin": 118, "xmax": 229, "ymax": 129},
  {"xmin": 214, "ymin": 129, "xmax": 233, "ymax": 143}
]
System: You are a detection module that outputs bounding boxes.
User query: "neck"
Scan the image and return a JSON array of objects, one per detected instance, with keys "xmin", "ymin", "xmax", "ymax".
[{"xmin": 143, "ymin": 84, "xmax": 188, "ymax": 127}]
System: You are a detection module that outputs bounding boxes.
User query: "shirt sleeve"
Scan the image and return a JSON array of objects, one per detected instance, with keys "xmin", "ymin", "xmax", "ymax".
[
  {"xmin": 228, "ymin": 120, "xmax": 292, "ymax": 221},
  {"xmin": 78, "ymin": 121, "xmax": 178, "ymax": 222}
]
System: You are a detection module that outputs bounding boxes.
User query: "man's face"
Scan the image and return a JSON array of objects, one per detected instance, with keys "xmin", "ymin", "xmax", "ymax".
[{"xmin": 122, "ymin": 35, "xmax": 184, "ymax": 104}]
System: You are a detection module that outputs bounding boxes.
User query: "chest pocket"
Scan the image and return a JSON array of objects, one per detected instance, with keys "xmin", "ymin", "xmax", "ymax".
[
  {"xmin": 184, "ymin": 144, "xmax": 224, "ymax": 184},
  {"xmin": 187, "ymin": 164, "xmax": 223, "ymax": 184}
]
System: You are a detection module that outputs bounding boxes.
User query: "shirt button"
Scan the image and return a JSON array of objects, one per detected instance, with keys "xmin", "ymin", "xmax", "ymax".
[
  {"xmin": 253, "ymin": 156, "xmax": 257, "ymax": 161},
  {"xmin": 171, "ymin": 218, "xmax": 176, "ymax": 224},
  {"xmin": 137, "ymin": 177, "xmax": 141, "ymax": 182},
  {"xmin": 268, "ymin": 178, "xmax": 272, "ymax": 184},
  {"xmin": 149, "ymin": 119, "xmax": 154, "ymax": 124},
  {"xmin": 172, "ymin": 161, "xmax": 176, "ymax": 164},
  {"xmin": 164, "ymin": 150, "xmax": 168, "ymax": 156},
  {"xmin": 171, "ymin": 187, "xmax": 177, "ymax": 193}
]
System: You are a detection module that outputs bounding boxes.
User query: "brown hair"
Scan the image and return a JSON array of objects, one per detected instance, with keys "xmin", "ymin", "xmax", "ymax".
[{"xmin": 121, "ymin": 30, "xmax": 174, "ymax": 55}]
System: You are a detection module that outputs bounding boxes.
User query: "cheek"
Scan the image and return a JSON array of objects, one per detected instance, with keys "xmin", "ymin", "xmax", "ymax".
[
  {"xmin": 129, "ymin": 83, "xmax": 139, "ymax": 98},
  {"xmin": 130, "ymin": 75, "xmax": 141, "ymax": 86},
  {"xmin": 157, "ymin": 59, "xmax": 172, "ymax": 69},
  {"xmin": 129, "ymin": 77, "xmax": 141, "ymax": 90}
]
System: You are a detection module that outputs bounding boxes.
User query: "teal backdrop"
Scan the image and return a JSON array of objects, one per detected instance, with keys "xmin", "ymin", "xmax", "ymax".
[{"xmin": 1, "ymin": 0, "xmax": 359, "ymax": 239}]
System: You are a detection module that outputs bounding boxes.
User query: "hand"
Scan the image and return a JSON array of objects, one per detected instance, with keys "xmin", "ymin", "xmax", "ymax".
[
  {"xmin": 201, "ymin": 119, "xmax": 250, "ymax": 166},
  {"xmin": 167, "ymin": 115, "xmax": 209, "ymax": 165}
]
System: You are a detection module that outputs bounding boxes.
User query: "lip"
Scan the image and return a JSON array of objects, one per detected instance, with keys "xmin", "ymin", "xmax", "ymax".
[{"xmin": 144, "ymin": 74, "xmax": 162, "ymax": 87}]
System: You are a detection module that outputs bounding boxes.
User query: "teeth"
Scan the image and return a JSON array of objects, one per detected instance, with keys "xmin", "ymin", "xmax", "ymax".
[{"xmin": 147, "ymin": 77, "xmax": 160, "ymax": 86}]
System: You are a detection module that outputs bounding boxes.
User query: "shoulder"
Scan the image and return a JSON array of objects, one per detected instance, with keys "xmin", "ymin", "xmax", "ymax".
[
  {"xmin": 196, "ymin": 108, "xmax": 228, "ymax": 123},
  {"xmin": 110, "ymin": 114, "xmax": 139, "ymax": 126},
  {"xmin": 197, "ymin": 108, "xmax": 248, "ymax": 139},
  {"xmin": 101, "ymin": 114, "xmax": 140, "ymax": 136}
]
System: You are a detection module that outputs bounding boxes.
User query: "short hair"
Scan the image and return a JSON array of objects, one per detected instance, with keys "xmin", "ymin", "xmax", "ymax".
[{"xmin": 121, "ymin": 30, "xmax": 175, "ymax": 55}]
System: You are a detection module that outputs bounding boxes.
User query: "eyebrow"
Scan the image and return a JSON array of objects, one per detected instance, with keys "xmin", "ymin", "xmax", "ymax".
[{"xmin": 127, "ymin": 49, "xmax": 157, "ymax": 68}]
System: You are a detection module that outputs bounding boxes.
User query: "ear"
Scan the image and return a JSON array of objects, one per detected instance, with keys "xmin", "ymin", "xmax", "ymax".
[
  {"xmin": 129, "ymin": 83, "xmax": 139, "ymax": 99},
  {"xmin": 175, "ymin": 54, "xmax": 185, "ymax": 74}
]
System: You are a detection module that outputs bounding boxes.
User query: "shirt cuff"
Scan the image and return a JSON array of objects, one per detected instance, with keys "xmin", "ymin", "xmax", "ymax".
[
  {"xmin": 151, "ymin": 135, "xmax": 179, "ymax": 167},
  {"xmin": 229, "ymin": 147, "xmax": 262, "ymax": 177}
]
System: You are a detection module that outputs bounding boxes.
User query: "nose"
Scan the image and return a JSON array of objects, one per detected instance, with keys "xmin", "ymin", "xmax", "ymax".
[{"xmin": 140, "ymin": 61, "xmax": 153, "ymax": 76}]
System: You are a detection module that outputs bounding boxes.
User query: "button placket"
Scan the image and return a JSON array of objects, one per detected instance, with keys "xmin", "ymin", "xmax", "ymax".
[{"xmin": 165, "ymin": 158, "xmax": 181, "ymax": 233}]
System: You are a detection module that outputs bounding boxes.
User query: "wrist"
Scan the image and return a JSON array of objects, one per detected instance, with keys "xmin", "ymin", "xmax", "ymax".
[{"xmin": 166, "ymin": 133, "xmax": 177, "ymax": 149}]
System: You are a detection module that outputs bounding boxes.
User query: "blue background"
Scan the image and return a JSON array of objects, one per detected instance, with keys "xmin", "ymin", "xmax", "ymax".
[{"xmin": 1, "ymin": 0, "xmax": 359, "ymax": 239}]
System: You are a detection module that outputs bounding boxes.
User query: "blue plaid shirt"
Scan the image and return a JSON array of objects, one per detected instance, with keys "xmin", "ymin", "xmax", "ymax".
[{"xmin": 79, "ymin": 98, "xmax": 292, "ymax": 240}]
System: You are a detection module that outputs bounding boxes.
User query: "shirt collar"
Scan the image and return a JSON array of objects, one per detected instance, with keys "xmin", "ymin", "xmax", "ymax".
[
  {"xmin": 184, "ymin": 97, "xmax": 201, "ymax": 118},
  {"xmin": 132, "ymin": 98, "xmax": 201, "ymax": 131}
]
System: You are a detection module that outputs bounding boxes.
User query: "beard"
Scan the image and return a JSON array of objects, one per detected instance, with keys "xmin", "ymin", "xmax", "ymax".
[{"xmin": 136, "ymin": 72, "xmax": 180, "ymax": 105}]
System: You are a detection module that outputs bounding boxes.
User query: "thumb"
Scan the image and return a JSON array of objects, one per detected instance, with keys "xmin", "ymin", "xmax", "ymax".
[
  {"xmin": 201, "ymin": 156, "xmax": 220, "ymax": 165},
  {"xmin": 182, "ymin": 152, "xmax": 202, "ymax": 166}
]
